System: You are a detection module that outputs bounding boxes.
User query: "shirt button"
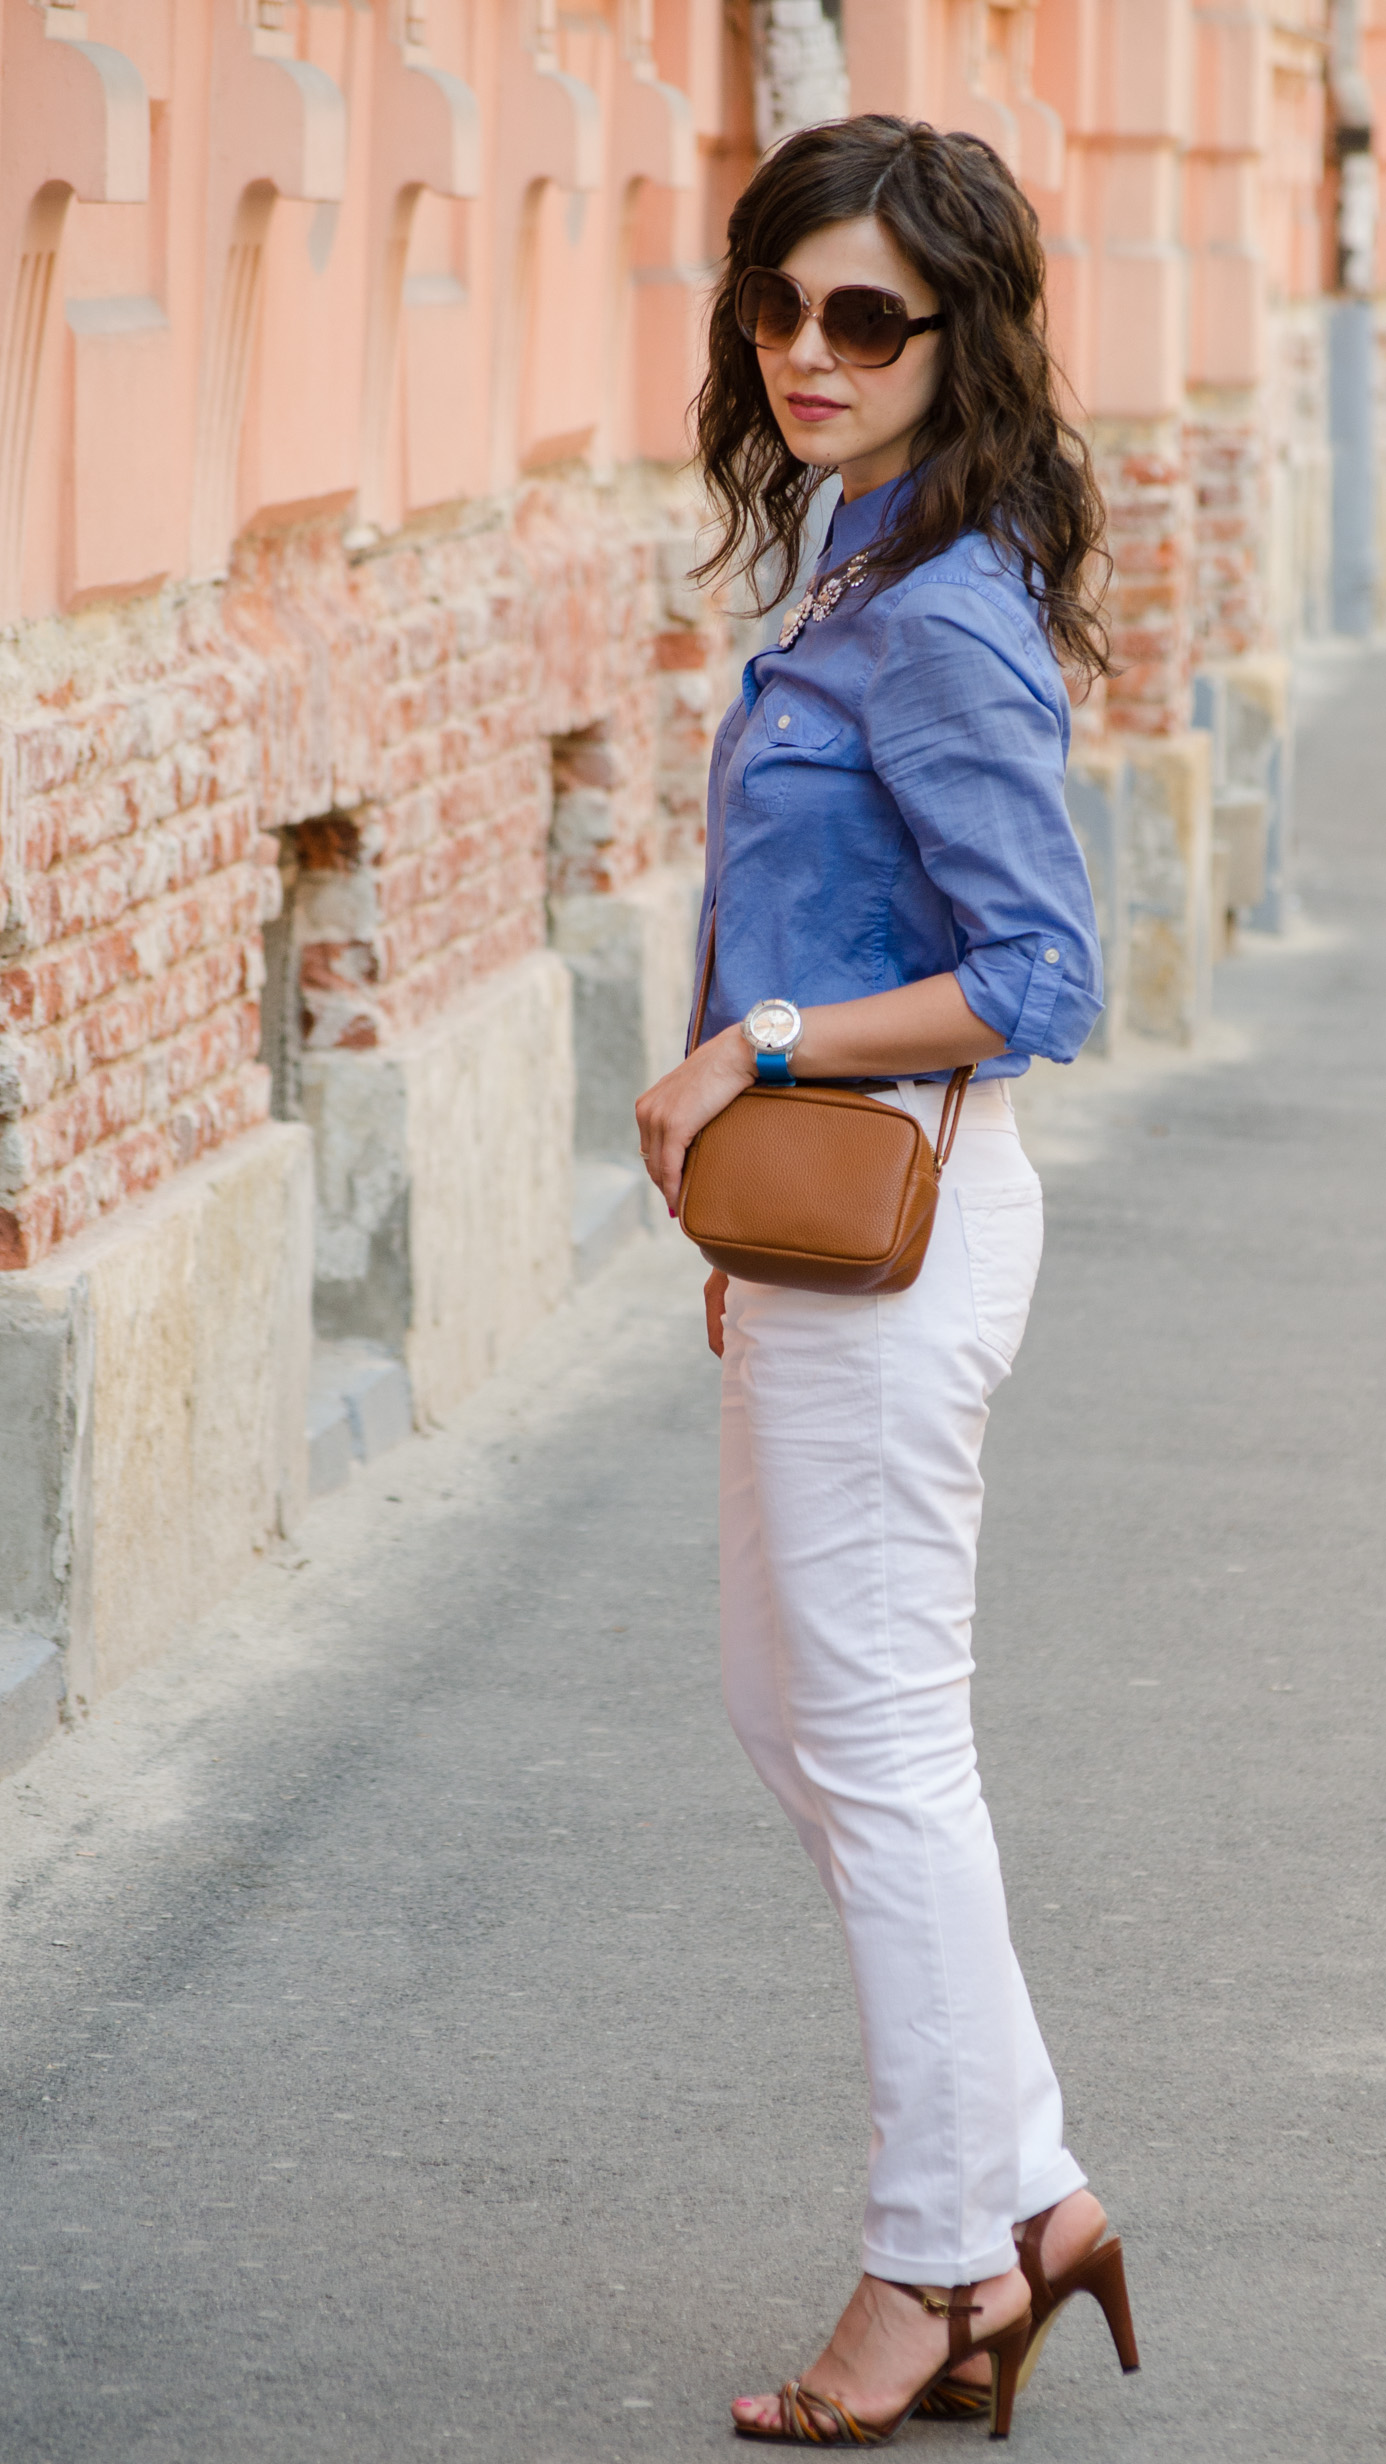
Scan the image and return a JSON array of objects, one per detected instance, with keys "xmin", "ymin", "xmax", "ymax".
[
  {"xmin": 777, "ymin": 713, "xmax": 791, "ymax": 729},
  {"xmin": 1044, "ymin": 947, "xmax": 1060, "ymax": 963}
]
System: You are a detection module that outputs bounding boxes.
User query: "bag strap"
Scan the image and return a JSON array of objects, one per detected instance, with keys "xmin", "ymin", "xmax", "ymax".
[
  {"xmin": 690, "ymin": 907, "xmax": 978, "ymax": 1149},
  {"xmin": 688, "ymin": 907, "xmax": 716, "ymax": 1054},
  {"xmin": 935, "ymin": 1064, "xmax": 977, "ymax": 1171}
]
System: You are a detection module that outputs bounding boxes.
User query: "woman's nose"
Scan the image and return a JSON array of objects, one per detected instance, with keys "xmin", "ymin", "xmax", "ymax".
[{"xmin": 787, "ymin": 312, "xmax": 836, "ymax": 373}]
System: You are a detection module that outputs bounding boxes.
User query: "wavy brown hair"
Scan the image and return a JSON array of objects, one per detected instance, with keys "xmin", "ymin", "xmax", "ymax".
[{"xmin": 693, "ymin": 115, "xmax": 1111, "ymax": 685}]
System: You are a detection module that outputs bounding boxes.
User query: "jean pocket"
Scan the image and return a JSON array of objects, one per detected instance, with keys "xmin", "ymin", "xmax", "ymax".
[{"xmin": 956, "ymin": 1183, "xmax": 1045, "ymax": 1365}]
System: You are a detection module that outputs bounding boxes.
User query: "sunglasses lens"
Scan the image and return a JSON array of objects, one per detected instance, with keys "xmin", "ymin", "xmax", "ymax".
[
  {"xmin": 822, "ymin": 288, "xmax": 910, "ymax": 367},
  {"xmin": 736, "ymin": 269, "xmax": 804, "ymax": 349}
]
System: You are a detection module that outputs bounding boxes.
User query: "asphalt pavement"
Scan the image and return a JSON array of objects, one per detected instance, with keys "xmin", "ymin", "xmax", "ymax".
[{"xmin": 1, "ymin": 647, "xmax": 1384, "ymax": 2464}]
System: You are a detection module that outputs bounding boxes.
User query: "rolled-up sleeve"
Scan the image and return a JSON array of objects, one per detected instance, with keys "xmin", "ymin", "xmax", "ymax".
[{"xmin": 862, "ymin": 581, "xmax": 1103, "ymax": 1063}]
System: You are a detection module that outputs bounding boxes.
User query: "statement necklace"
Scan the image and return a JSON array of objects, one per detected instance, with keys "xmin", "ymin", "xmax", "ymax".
[{"xmin": 778, "ymin": 548, "xmax": 870, "ymax": 649}]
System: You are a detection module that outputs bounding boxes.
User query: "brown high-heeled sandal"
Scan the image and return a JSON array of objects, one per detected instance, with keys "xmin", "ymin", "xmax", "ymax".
[
  {"xmin": 922, "ymin": 2204, "xmax": 1140, "ymax": 2416},
  {"xmin": 733, "ymin": 2283, "xmax": 1033, "ymax": 2444}
]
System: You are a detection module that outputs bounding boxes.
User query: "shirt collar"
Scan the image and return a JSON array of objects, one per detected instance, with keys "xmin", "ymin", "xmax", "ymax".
[{"xmin": 819, "ymin": 472, "xmax": 913, "ymax": 567}]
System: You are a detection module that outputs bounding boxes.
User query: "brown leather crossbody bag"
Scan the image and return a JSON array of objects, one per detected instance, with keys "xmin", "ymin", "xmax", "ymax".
[{"xmin": 676, "ymin": 916, "xmax": 975, "ymax": 1297}]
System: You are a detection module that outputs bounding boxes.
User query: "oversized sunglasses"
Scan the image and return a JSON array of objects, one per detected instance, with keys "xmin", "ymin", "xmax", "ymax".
[{"xmin": 734, "ymin": 265, "xmax": 945, "ymax": 369}]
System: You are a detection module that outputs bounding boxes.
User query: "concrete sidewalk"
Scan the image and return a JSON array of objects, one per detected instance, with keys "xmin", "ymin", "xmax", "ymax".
[{"xmin": 0, "ymin": 650, "xmax": 1383, "ymax": 2463}]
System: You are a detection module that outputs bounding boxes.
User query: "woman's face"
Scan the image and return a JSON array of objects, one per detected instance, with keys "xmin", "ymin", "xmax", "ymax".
[{"xmin": 756, "ymin": 214, "xmax": 943, "ymax": 503}]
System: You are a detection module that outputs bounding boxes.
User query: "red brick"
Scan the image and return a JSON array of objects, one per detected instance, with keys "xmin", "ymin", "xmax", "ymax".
[
  {"xmin": 654, "ymin": 631, "xmax": 712, "ymax": 670},
  {"xmin": 17, "ymin": 1060, "xmax": 146, "ymax": 1178},
  {"xmin": 380, "ymin": 739, "xmax": 435, "ymax": 799},
  {"xmin": 17, "ymin": 722, "xmax": 84, "ymax": 797}
]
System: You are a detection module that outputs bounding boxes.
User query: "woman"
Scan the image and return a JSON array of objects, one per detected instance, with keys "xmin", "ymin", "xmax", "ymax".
[{"xmin": 636, "ymin": 117, "xmax": 1138, "ymax": 2443}]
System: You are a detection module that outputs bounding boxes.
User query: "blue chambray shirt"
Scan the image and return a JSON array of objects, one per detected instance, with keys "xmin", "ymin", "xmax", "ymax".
[{"xmin": 692, "ymin": 474, "xmax": 1103, "ymax": 1080}]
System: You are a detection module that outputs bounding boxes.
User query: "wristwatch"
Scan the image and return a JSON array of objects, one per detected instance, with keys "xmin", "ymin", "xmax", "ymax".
[{"xmin": 741, "ymin": 996, "xmax": 803, "ymax": 1085}]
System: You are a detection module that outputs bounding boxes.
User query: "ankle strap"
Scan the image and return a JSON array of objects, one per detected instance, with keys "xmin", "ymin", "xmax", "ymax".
[{"xmin": 914, "ymin": 2285, "xmax": 982, "ymax": 2370}]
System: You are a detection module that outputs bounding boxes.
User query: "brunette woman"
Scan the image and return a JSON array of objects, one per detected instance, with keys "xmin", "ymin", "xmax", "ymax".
[{"xmin": 636, "ymin": 117, "xmax": 1139, "ymax": 2442}]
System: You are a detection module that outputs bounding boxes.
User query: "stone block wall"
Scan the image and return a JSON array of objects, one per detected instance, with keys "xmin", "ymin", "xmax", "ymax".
[{"xmin": 0, "ymin": 1119, "xmax": 312, "ymax": 1709}]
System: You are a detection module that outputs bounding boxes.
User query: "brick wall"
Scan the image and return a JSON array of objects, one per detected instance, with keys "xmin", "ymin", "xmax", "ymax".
[
  {"xmin": 1185, "ymin": 402, "xmax": 1271, "ymax": 662},
  {"xmin": 0, "ymin": 475, "xmax": 727, "ymax": 1271},
  {"xmin": 1095, "ymin": 423, "xmax": 1196, "ymax": 737},
  {"xmin": 0, "ymin": 627, "xmax": 280, "ymax": 1268}
]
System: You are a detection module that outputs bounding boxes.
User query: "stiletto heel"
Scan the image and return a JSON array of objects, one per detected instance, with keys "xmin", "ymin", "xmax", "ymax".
[
  {"xmin": 1076, "ymin": 2235, "xmax": 1139, "ymax": 2372},
  {"xmin": 987, "ymin": 2317, "xmax": 1030, "ymax": 2441},
  {"xmin": 1013, "ymin": 2207, "xmax": 1140, "ymax": 2394}
]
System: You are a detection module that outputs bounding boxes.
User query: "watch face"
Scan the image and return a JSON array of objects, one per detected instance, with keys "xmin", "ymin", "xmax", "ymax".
[{"xmin": 749, "ymin": 998, "xmax": 800, "ymax": 1053}]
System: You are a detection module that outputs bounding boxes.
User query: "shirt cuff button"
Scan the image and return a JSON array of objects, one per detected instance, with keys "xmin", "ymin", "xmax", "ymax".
[{"xmin": 1043, "ymin": 947, "xmax": 1060, "ymax": 963}]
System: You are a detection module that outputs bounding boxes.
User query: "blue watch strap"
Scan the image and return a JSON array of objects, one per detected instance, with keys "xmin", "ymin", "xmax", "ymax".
[{"xmin": 755, "ymin": 1051, "xmax": 796, "ymax": 1086}]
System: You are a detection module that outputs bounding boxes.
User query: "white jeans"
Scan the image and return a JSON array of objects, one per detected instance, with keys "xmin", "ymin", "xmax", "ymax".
[{"xmin": 720, "ymin": 1078, "xmax": 1085, "ymax": 2286}]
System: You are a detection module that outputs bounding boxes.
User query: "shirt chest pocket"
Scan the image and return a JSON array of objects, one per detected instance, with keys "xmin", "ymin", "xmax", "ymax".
[{"xmin": 740, "ymin": 694, "xmax": 846, "ymax": 802}]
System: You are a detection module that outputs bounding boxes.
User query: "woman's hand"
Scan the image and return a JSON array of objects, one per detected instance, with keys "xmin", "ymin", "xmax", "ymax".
[
  {"xmin": 635, "ymin": 1026, "xmax": 756, "ymax": 1212},
  {"xmin": 635, "ymin": 971, "xmax": 1004, "ymax": 1217},
  {"xmin": 704, "ymin": 1270, "xmax": 729, "ymax": 1359}
]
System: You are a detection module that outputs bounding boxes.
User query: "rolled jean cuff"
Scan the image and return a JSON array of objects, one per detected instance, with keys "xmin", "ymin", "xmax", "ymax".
[
  {"xmin": 861, "ymin": 2236, "xmax": 1021, "ymax": 2290},
  {"xmin": 1017, "ymin": 2151, "xmax": 1088, "ymax": 2221}
]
